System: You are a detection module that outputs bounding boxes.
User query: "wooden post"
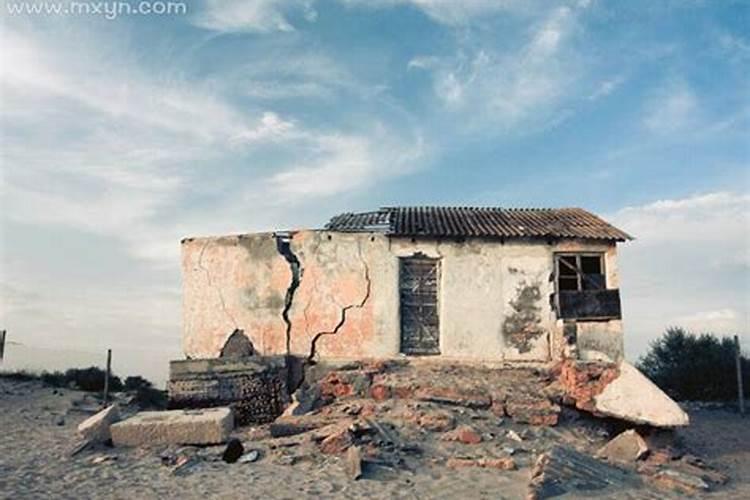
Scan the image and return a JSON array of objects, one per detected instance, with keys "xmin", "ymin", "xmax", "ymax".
[
  {"xmin": 735, "ymin": 336, "xmax": 745, "ymax": 416},
  {"xmin": 0, "ymin": 330, "xmax": 6, "ymax": 361},
  {"xmin": 103, "ymin": 349, "xmax": 112, "ymax": 405}
]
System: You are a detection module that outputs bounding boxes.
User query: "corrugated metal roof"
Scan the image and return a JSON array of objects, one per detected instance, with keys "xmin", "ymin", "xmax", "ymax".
[{"xmin": 324, "ymin": 207, "xmax": 632, "ymax": 241}]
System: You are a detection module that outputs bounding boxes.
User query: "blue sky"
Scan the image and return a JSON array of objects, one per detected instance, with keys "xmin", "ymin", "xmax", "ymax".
[{"xmin": 1, "ymin": 0, "xmax": 748, "ymax": 384}]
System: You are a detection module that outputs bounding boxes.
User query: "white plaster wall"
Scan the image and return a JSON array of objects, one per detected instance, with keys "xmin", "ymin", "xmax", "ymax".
[
  {"xmin": 182, "ymin": 231, "xmax": 624, "ymax": 363},
  {"xmin": 388, "ymin": 238, "xmax": 556, "ymax": 361}
]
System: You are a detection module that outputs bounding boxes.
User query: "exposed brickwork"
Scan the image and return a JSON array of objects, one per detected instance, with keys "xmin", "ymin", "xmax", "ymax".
[
  {"xmin": 168, "ymin": 358, "xmax": 289, "ymax": 425},
  {"xmin": 557, "ymin": 359, "xmax": 620, "ymax": 413}
]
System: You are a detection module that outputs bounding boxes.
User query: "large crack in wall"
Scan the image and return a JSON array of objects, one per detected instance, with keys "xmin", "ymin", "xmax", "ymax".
[
  {"xmin": 307, "ymin": 239, "xmax": 372, "ymax": 362},
  {"xmin": 274, "ymin": 232, "xmax": 302, "ymax": 356}
]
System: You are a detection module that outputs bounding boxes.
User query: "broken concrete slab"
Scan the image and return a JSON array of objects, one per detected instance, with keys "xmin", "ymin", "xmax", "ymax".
[
  {"xmin": 597, "ymin": 429, "xmax": 649, "ymax": 463},
  {"xmin": 77, "ymin": 404, "xmax": 120, "ymax": 443},
  {"xmin": 594, "ymin": 361, "xmax": 689, "ymax": 427},
  {"xmin": 527, "ymin": 445, "xmax": 636, "ymax": 500},
  {"xmin": 648, "ymin": 468, "xmax": 710, "ymax": 495},
  {"xmin": 111, "ymin": 408, "xmax": 233, "ymax": 447}
]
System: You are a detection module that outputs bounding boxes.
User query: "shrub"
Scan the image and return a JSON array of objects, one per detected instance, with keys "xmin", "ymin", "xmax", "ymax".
[
  {"xmin": 124, "ymin": 375, "xmax": 153, "ymax": 391},
  {"xmin": 63, "ymin": 367, "xmax": 123, "ymax": 392},
  {"xmin": 637, "ymin": 327, "xmax": 749, "ymax": 401},
  {"xmin": 40, "ymin": 371, "xmax": 68, "ymax": 387},
  {"xmin": 0, "ymin": 370, "xmax": 38, "ymax": 381}
]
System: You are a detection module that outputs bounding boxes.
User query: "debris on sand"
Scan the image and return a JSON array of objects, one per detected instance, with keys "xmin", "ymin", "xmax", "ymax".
[
  {"xmin": 527, "ymin": 445, "xmax": 634, "ymax": 500},
  {"xmin": 597, "ymin": 429, "xmax": 649, "ymax": 463},
  {"xmin": 77, "ymin": 404, "xmax": 120, "ymax": 443},
  {"xmin": 111, "ymin": 407, "xmax": 233, "ymax": 447},
  {"xmin": 222, "ymin": 438, "xmax": 244, "ymax": 463},
  {"xmin": 345, "ymin": 445, "xmax": 363, "ymax": 480}
]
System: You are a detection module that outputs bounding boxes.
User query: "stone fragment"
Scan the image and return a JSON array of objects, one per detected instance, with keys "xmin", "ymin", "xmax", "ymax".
[
  {"xmin": 319, "ymin": 427, "xmax": 353, "ymax": 454},
  {"xmin": 111, "ymin": 408, "xmax": 233, "ymax": 447},
  {"xmin": 222, "ymin": 438, "xmax": 244, "ymax": 463},
  {"xmin": 441, "ymin": 425, "xmax": 482, "ymax": 445},
  {"xmin": 345, "ymin": 445, "xmax": 363, "ymax": 480},
  {"xmin": 649, "ymin": 469, "xmax": 710, "ymax": 495},
  {"xmin": 507, "ymin": 430, "xmax": 523, "ymax": 442},
  {"xmin": 597, "ymin": 429, "xmax": 649, "ymax": 463},
  {"xmin": 416, "ymin": 412, "xmax": 455, "ymax": 432},
  {"xmin": 283, "ymin": 384, "xmax": 320, "ymax": 417},
  {"xmin": 77, "ymin": 404, "xmax": 120, "ymax": 443},
  {"xmin": 238, "ymin": 449, "xmax": 261, "ymax": 463},
  {"xmin": 415, "ymin": 387, "xmax": 491, "ymax": 409},
  {"xmin": 527, "ymin": 445, "xmax": 633, "ymax": 500}
]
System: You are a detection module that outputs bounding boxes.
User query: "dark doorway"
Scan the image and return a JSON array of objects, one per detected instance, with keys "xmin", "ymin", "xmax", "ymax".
[{"xmin": 399, "ymin": 255, "xmax": 440, "ymax": 355}]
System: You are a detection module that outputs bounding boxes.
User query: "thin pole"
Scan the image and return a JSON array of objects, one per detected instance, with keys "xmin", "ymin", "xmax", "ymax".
[
  {"xmin": 735, "ymin": 336, "xmax": 745, "ymax": 416},
  {"xmin": 0, "ymin": 330, "xmax": 5, "ymax": 361},
  {"xmin": 103, "ymin": 349, "xmax": 112, "ymax": 405}
]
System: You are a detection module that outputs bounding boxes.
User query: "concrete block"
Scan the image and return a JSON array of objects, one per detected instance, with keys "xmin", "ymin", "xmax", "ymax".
[
  {"xmin": 594, "ymin": 362, "xmax": 689, "ymax": 427},
  {"xmin": 111, "ymin": 407, "xmax": 233, "ymax": 447},
  {"xmin": 597, "ymin": 429, "xmax": 649, "ymax": 462},
  {"xmin": 77, "ymin": 404, "xmax": 120, "ymax": 443}
]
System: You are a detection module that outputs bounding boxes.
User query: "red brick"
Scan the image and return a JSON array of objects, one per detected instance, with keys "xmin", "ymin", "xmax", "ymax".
[
  {"xmin": 370, "ymin": 384, "xmax": 391, "ymax": 401},
  {"xmin": 441, "ymin": 425, "xmax": 482, "ymax": 445}
]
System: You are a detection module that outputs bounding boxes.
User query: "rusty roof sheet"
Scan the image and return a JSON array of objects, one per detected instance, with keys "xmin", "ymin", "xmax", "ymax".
[{"xmin": 325, "ymin": 207, "xmax": 632, "ymax": 241}]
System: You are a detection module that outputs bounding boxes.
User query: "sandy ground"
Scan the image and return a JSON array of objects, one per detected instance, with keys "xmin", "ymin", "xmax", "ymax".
[{"xmin": 1, "ymin": 378, "xmax": 748, "ymax": 499}]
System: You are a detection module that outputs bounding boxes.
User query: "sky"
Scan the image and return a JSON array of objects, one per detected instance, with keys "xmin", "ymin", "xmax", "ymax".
[{"xmin": 1, "ymin": 0, "xmax": 748, "ymax": 385}]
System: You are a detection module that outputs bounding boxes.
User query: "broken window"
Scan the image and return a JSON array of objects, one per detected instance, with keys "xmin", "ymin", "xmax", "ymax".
[
  {"xmin": 554, "ymin": 253, "xmax": 621, "ymax": 320},
  {"xmin": 555, "ymin": 254, "xmax": 605, "ymax": 292}
]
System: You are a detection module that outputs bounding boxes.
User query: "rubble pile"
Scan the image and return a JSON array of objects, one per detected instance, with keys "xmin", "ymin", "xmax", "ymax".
[{"xmin": 71, "ymin": 358, "xmax": 729, "ymax": 497}]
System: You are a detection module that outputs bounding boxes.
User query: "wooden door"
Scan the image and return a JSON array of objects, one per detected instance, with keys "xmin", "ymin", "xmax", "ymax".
[{"xmin": 399, "ymin": 256, "xmax": 440, "ymax": 355}]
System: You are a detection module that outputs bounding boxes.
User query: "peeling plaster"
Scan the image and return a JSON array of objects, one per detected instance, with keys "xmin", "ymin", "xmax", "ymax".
[{"xmin": 502, "ymin": 278, "xmax": 545, "ymax": 353}]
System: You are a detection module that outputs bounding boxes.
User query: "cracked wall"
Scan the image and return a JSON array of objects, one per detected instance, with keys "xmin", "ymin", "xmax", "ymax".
[
  {"xmin": 182, "ymin": 233, "xmax": 291, "ymax": 358},
  {"xmin": 182, "ymin": 231, "xmax": 623, "ymax": 363}
]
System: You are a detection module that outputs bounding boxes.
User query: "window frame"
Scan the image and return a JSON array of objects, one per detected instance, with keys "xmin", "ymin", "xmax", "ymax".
[{"xmin": 554, "ymin": 252, "xmax": 606, "ymax": 293}]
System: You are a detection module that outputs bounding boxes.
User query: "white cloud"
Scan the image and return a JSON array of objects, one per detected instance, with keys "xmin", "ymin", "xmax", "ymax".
[
  {"xmin": 192, "ymin": 0, "xmax": 317, "ymax": 33},
  {"xmin": 1, "ymin": 27, "xmax": 423, "ymax": 266},
  {"xmin": 411, "ymin": 4, "xmax": 583, "ymax": 132},
  {"xmin": 609, "ymin": 191, "xmax": 750, "ymax": 359},
  {"xmin": 673, "ymin": 309, "xmax": 744, "ymax": 335},
  {"xmin": 642, "ymin": 82, "xmax": 699, "ymax": 134},
  {"xmin": 341, "ymin": 0, "xmax": 538, "ymax": 26},
  {"xmin": 588, "ymin": 75, "xmax": 625, "ymax": 100},
  {"xmin": 267, "ymin": 129, "xmax": 425, "ymax": 199}
]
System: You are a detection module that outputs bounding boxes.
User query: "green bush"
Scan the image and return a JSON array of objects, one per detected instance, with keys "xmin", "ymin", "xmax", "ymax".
[
  {"xmin": 0, "ymin": 370, "xmax": 38, "ymax": 381},
  {"xmin": 40, "ymin": 371, "xmax": 67, "ymax": 387},
  {"xmin": 64, "ymin": 367, "xmax": 123, "ymax": 392},
  {"xmin": 637, "ymin": 327, "xmax": 749, "ymax": 401},
  {"xmin": 124, "ymin": 375, "xmax": 152, "ymax": 391}
]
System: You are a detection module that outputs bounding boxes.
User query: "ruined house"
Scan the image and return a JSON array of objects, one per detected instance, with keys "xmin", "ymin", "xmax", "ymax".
[{"xmin": 181, "ymin": 207, "xmax": 631, "ymax": 365}]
